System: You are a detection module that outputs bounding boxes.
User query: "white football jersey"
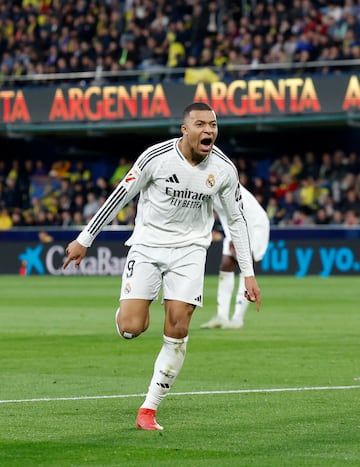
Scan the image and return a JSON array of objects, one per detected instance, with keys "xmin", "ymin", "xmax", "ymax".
[
  {"xmin": 214, "ymin": 185, "xmax": 270, "ymax": 261},
  {"xmin": 77, "ymin": 138, "xmax": 255, "ymax": 276}
]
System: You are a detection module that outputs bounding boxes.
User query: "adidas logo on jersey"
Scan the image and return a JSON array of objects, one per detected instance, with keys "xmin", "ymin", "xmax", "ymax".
[
  {"xmin": 194, "ymin": 295, "xmax": 202, "ymax": 303},
  {"xmin": 166, "ymin": 174, "xmax": 180, "ymax": 183}
]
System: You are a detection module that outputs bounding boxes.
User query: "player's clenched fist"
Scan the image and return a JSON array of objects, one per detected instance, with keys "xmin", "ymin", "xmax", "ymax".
[{"xmin": 63, "ymin": 240, "xmax": 88, "ymax": 269}]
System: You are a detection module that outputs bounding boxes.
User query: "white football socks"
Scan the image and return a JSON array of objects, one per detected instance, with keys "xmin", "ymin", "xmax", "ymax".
[
  {"xmin": 217, "ymin": 271, "xmax": 235, "ymax": 321},
  {"xmin": 232, "ymin": 275, "xmax": 249, "ymax": 324},
  {"xmin": 141, "ymin": 334, "xmax": 188, "ymax": 411}
]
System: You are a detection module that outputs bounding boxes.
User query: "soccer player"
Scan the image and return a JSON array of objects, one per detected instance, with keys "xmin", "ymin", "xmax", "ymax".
[
  {"xmin": 201, "ymin": 187, "xmax": 270, "ymax": 329},
  {"xmin": 63, "ymin": 102, "xmax": 261, "ymax": 431}
]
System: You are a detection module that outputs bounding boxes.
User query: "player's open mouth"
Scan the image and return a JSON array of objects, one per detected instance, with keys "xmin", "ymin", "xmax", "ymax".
[{"xmin": 200, "ymin": 138, "xmax": 213, "ymax": 151}]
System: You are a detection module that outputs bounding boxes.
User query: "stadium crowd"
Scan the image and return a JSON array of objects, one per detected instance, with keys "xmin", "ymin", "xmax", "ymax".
[
  {"xmin": 1, "ymin": 0, "xmax": 360, "ymax": 86},
  {"xmin": 0, "ymin": 156, "xmax": 137, "ymax": 229},
  {"xmin": 1, "ymin": 0, "xmax": 360, "ymax": 229},
  {"xmin": 1, "ymin": 146, "xmax": 360, "ymax": 229}
]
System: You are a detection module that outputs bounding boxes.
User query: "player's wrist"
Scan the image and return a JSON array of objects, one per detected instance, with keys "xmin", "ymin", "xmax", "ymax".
[{"xmin": 77, "ymin": 230, "xmax": 94, "ymax": 248}]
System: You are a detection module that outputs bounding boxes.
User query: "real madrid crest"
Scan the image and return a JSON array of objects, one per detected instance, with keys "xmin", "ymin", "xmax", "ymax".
[{"xmin": 206, "ymin": 174, "xmax": 215, "ymax": 188}]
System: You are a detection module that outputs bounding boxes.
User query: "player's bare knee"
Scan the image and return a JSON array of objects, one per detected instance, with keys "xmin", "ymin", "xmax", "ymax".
[
  {"xmin": 120, "ymin": 329, "xmax": 138, "ymax": 339},
  {"xmin": 115, "ymin": 306, "xmax": 148, "ymax": 339},
  {"xmin": 165, "ymin": 320, "xmax": 189, "ymax": 339},
  {"xmin": 116, "ymin": 321, "xmax": 141, "ymax": 339},
  {"xmin": 116, "ymin": 321, "xmax": 140, "ymax": 339}
]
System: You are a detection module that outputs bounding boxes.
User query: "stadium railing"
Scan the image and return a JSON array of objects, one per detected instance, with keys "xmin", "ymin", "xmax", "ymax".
[{"xmin": 2, "ymin": 59, "xmax": 360, "ymax": 86}]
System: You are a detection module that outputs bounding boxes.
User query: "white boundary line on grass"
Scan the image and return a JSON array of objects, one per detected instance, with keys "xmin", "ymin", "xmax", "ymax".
[{"xmin": 1, "ymin": 384, "xmax": 360, "ymax": 404}]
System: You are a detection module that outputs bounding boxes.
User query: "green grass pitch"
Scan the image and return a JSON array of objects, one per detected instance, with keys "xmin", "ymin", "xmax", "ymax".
[{"xmin": 0, "ymin": 275, "xmax": 359, "ymax": 466}]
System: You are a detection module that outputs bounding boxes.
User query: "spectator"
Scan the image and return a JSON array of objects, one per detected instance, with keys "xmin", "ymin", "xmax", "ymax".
[
  {"xmin": 252, "ymin": 176, "xmax": 271, "ymax": 205},
  {"xmin": 57, "ymin": 177, "xmax": 74, "ymax": 199},
  {"xmin": 343, "ymin": 209, "xmax": 359, "ymax": 225},
  {"xmin": 330, "ymin": 209, "xmax": 344, "ymax": 225},
  {"xmin": 58, "ymin": 193, "xmax": 72, "ymax": 213},
  {"xmin": 71, "ymin": 193, "xmax": 85, "ymax": 216},
  {"xmin": 109, "ymin": 157, "xmax": 131, "ymax": 187},
  {"xmin": 94, "ymin": 176, "xmax": 110, "ymax": 199},
  {"xmin": 297, "ymin": 175, "xmax": 321, "ymax": 214},
  {"xmin": 49, "ymin": 160, "xmax": 71, "ymax": 178},
  {"xmin": 73, "ymin": 210, "xmax": 84, "ymax": 226},
  {"xmin": 289, "ymin": 209, "xmax": 315, "ymax": 226},
  {"xmin": 36, "ymin": 210, "xmax": 50, "ymax": 227},
  {"xmin": 289, "ymin": 154, "xmax": 304, "ymax": 180},
  {"xmin": 69, "ymin": 161, "xmax": 92, "ymax": 184},
  {"xmin": 266, "ymin": 196, "xmax": 281, "ymax": 225},
  {"xmin": 0, "ymin": 207, "xmax": 13, "ymax": 230},
  {"xmin": 347, "ymin": 151, "xmax": 360, "ymax": 175},
  {"xmin": 3, "ymin": 177, "xmax": 22, "ymax": 210},
  {"xmin": 0, "ymin": 160, "xmax": 7, "ymax": 183},
  {"xmin": 314, "ymin": 207, "xmax": 330, "ymax": 225},
  {"xmin": 60, "ymin": 209, "xmax": 73, "ymax": 227},
  {"xmin": 299, "ymin": 151, "xmax": 320, "ymax": 180},
  {"xmin": 83, "ymin": 191, "xmax": 100, "ymax": 222},
  {"xmin": 189, "ymin": 3, "xmax": 209, "ymax": 58},
  {"xmin": 339, "ymin": 188, "xmax": 360, "ymax": 214},
  {"xmin": 33, "ymin": 160, "xmax": 48, "ymax": 176},
  {"xmin": 11, "ymin": 209, "xmax": 25, "ymax": 227},
  {"xmin": 116, "ymin": 201, "xmax": 136, "ymax": 226},
  {"xmin": 270, "ymin": 154, "xmax": 292, "ymax": 179},
  {"xmin": 7, "ymin": 160, "xmax": 20, "ymax": 182},
  {"xmin": 274, "ymin": 173, "xmax": 299, "ymax": 199},
  {"xmin": 318, "ymin": 151, "xmax": 334, "ymax": 184},
  {"xmin": 277, "ymin": 191, "xmax": 300, "ymax": 225}
]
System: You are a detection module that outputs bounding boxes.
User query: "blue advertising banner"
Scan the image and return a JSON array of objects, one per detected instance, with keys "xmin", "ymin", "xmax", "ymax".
[{"xmin": 1, "ymin": 232, "xmax": 360, "ymax": 276}]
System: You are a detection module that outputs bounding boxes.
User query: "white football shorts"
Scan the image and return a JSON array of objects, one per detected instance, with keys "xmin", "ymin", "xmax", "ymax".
[
  {"xmin": 222, "ymin": 236, "xmax": 233, "ymax": 257},
  {"xmin": 120, "ymin": 244, "xmax": 207, "ymax": 307},
  {"xmin": 222, "ymin": 234, "xmax": 268, "ymax": 262}
]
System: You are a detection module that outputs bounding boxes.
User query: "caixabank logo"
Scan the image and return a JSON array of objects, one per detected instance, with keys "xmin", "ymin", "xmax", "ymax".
[
  {"xmin": 17, "ymin": 243, "xmax": 127, "ymax": 276},
  {"xmin": 19, "ymin": 244, "xmax": 46, "ymax": 275}
]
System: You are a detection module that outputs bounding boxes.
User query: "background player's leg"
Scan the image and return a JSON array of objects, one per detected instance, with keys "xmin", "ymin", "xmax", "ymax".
[
  {"xmin": 201, "ymin": 254, "xmax": 235, "ymax": 329},
  {"xmin": 223, "ymin": 274, "xmax": 248, "ymax": 329}
]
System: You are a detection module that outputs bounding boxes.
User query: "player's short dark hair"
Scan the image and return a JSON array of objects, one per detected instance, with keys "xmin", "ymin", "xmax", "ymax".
[{"xmin": 182, "ymin": 102, "xmax": 213, "ymax": 121}]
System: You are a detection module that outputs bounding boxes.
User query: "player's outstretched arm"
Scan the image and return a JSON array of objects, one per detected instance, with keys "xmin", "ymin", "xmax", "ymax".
[
  {"xmin": 63, "ymin": 240, "xmax": 88, "ymax": 269},
  {"xmin": 244, "ymin": 276, "xmax": 261, "ymax": 312}
]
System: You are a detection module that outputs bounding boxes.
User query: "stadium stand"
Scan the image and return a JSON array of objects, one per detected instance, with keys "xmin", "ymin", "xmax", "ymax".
[
  {"xmin": 0, "ymin": 1, "xmax": 360, "ymax": 228},
  {"xmin": 1, "ymin": 0, "xmax": 360, "ymax": 86},
  {"xmin": 1, "ymin": 147, "xmax": 360, "ymax": 228}
]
